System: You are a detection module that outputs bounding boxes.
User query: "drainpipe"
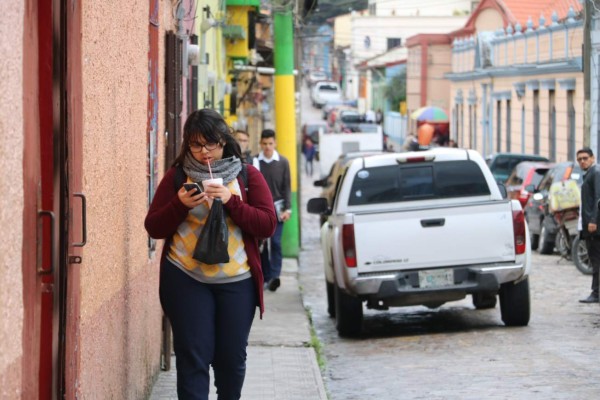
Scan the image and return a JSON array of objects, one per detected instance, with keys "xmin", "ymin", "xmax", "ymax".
[{"xmin": 273, "ymin": 2, "xmax": 299, "ymax": 257}]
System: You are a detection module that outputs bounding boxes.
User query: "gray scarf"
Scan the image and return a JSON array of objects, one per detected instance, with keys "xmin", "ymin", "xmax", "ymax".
[{"xmin": 183, "ymin": 153, "xmax": 242, "ymax": 188}]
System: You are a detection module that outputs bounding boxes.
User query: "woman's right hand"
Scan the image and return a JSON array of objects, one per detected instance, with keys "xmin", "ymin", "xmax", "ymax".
[{"xmin": 178, "ymin": 186, "xmax": 205, "ymax": 209}]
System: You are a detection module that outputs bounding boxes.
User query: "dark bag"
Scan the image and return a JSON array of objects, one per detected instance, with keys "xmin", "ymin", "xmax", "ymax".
[{"xmin": 192, "ymin": 198, "xmax": 230, "ymax": 264}]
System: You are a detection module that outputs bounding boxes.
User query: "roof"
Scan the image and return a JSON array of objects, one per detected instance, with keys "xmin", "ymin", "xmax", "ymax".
[
  {"xmin": 457, "ymin": 0, "xmax": 583, "ymax": 35},
  {"xmin": 499, "ymin": 0, "xmax": 582, "ymax": 27}
]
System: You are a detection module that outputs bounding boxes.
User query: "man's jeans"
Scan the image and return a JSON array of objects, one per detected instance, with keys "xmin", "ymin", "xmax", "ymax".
[{"xmin": 261, "ymin": 221, "xmax": 283, "ymax": 282}]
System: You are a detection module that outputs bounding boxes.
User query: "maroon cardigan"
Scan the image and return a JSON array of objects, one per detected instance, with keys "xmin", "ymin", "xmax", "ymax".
[{"xmin": 144, "ymin": 164, "xmax": 277, "ymax": 317}]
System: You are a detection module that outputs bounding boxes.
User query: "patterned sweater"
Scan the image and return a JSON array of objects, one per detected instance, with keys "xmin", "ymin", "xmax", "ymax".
[{"xmin": 145, "ymin": 164, "xmax": 277, "ymax": 317}]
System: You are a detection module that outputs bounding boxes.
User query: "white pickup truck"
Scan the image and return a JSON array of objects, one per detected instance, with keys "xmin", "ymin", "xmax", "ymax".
[{"xmin": 307, "ymin": 148, "xmax": 531, "ymax": 337}]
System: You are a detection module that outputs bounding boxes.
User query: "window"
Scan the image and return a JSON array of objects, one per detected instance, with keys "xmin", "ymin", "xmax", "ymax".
[
  {"xmin": 496, "ymin": 101, "xmax": 502, "ymax": 152},
  {"xmin": 506, "ymin": 100, "xmax": 511, "ymax": 152},
  {"xmin": 348, "ymin": 161, "xmax": 490, "ymax": 205},
  {"xmin": 387, "ymin": 38, "xmax": 402, "ymax": 50},
  {"xmin": 549, "ymin": 90, "xmax": 556, "ymax": 161},
  {"xmin": 533, "ymin": 90, "xmax": 540, "ymax": 154},
  {"xmin": 567, "ymin": 90, "xmax": 576, "ymax": 160}
]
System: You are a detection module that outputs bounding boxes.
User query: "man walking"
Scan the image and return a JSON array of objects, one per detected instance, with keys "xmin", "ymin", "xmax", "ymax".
[
  {"xmin": 577, "ymin": 148, "xmax": 600, "ymax": 303},
  {"xmin": 234, "ymin": 129, "xmax": 254, "ymax": 164},
  {"xmin": 253, "ymin": 129, "xmax": 291, "ymax": 292}
]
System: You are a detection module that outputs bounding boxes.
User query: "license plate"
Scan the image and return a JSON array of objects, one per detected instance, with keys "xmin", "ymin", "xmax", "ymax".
[{"xmin": 418, "ymin": 269, "xmax": 454, "ymax": 288}]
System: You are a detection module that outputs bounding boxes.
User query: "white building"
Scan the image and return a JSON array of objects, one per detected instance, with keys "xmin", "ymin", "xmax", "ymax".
[{"xmin": 367, "ymin": 0, "xmax": 476, "ymax": 17}]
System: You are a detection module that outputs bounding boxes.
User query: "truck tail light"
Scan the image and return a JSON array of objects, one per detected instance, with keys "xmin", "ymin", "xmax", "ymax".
[
  {"xmin": 342, "ymin": 224, "xmax": 357, "ymax": 267},
  {"xmin": 512, "ymin": 209, "xmax": 526, "ymax": 255}
]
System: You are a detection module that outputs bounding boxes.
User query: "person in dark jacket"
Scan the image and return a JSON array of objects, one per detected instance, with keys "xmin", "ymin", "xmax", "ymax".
[
  {"xmin": 145, "ymin": 109, "xmax": 277, "ymax": 399},
  {"xmin": 576, "ymin": 147, "xmax": 600, "ymax": 303},
  {"xmin": 253, "ymin": 129, "xmax": 292, "ymax": 292}
]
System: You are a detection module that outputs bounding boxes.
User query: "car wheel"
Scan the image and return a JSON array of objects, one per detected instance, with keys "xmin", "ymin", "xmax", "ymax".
[
  {"xmin": 334, "ymin": 284, "xmax": 363, "ymax": 337},
  {"xmin": 472, "ymin": 292, "xmax": 497, "ymax": 309},
  {"xmin": 572, "ymin": 236, "xmax": 593, "ymax": 275},
  {"xmin": 499, "ymin": 277, "xmax": 530, "ymax": 326},
  {"xmin": 539, "ymin": 225, "xmax": 554, "ymax": 254},
  {"xmin": 530, "ymin": 233, "xmax": 540, "ymax": 251},
  {"xmin": 326, "ymin": 280, "xmax": 336, "ymax": 318}
]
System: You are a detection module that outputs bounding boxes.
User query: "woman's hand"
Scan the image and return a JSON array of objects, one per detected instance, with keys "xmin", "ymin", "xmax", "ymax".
[
  {"xmin": 204, "ymin": 182, "xmax": 233, "ymax": 204},
  {"xmin": 178, "ymin": 186, "xmax": 206, "ymax": 209}
]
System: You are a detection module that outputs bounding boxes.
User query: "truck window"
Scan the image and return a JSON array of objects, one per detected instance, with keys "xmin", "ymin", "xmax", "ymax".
[{"xmin": 348, "ymin": 160, "xmax": 490, "ymax": 205}]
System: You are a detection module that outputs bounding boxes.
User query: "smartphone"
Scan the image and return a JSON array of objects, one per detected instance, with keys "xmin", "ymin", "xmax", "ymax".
[{"xmin": 183, "ymin": 182, "xmax": 202, "ymax": 194}]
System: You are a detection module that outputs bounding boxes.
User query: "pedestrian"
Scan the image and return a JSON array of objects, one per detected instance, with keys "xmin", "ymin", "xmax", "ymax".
[
  {"xmin": 253, "ymin": 129, "xmax": 292, "ymax": 292},
  {"xmin": 376, "ymin": 108, "xmax": 383, "ymax": 125},
  {"xmin": 576, "ymin": 148, "xmax": 600, "ymax": 303},
  {"xmin": 302, "ymin": 137, "xmax": 316, "ymax": 177},
  {"xmin": 145, "ymin": 109, "xmax": 277, "ymax": 399},
  {"xmin": 233, "ymin": 129, "xmax": 254, "ymax": 164}
]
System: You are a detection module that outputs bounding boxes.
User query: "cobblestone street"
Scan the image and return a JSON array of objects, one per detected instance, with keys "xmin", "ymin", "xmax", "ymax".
[{"xmin": 297, "ymin": 90, "xmax": 600, "ymax": 399}]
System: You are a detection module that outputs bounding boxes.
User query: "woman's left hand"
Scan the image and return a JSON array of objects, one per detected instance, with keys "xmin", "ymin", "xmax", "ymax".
[{"xmin": 204, "ymin": 182, "xmax": 232, "ymax": 204}]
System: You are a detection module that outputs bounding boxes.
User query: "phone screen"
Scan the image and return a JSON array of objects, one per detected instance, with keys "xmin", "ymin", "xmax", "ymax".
[{"xmin": 183, "ymin": 183, "xmax": 202, "ymax": 193}]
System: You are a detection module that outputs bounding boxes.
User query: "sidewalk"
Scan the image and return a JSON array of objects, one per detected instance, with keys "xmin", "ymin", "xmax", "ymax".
[{"xmin": 148, "ymin": 258, "xmax": 328, "ymax": 400}]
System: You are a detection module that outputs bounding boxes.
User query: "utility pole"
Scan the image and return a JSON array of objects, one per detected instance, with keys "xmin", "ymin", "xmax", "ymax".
[
  {"xmin": 584, "ymin": 0, "xmax": 592, "ymax": 147},
  {"xmin": 273, "ymin": 1, "xmax": 299, "ymax": 257}
]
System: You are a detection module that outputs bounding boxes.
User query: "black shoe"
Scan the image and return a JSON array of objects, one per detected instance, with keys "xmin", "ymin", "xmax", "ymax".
[
  {"xmin": 268, "ymin": 278, "xmax": 281, "ymax": 292},
  {"xmin": 579, "ymin": 294, "xmax": 599, "ymax": 303}
]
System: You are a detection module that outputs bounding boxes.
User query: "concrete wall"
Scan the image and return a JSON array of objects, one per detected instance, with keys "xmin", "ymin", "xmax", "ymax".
[
  {"xmin": 76, "ymin": 1, "xmax": 168, "ymax": 398},
  {"xmin": 0, "ymin": 1, "xmax": 24, "ymax": 397}
]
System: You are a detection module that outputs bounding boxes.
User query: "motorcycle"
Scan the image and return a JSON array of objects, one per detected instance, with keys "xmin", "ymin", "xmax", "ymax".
[{"xmin": 553, "ymin": 206, "xmax": 593, "ymax": 275}]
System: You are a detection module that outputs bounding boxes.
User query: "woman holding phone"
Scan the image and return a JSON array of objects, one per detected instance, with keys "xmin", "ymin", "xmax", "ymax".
[{"xmin": 145, "ymin": 109, "xmax": 276, "ymax": 399}]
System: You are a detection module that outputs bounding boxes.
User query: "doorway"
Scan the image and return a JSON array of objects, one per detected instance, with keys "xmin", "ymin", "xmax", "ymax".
[{"xmin": 24, "ymin": 1, "xmax": 84, "ymax": 398}]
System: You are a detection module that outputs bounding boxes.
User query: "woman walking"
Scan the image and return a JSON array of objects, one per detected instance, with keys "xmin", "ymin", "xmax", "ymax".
[{"xmin": 145, "ymin": 109, "xmax": 277, "ymax": 399}]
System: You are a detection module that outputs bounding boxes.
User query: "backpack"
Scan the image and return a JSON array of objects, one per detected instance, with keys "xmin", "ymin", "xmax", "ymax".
[{"xmin": 174, "ymin": 164, "xmax": 249, "ymax": 193}]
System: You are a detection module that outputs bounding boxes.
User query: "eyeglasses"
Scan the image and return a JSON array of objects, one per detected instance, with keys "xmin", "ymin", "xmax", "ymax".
[
  {"xmin": 189, "ymin": 142, "xmax": 220, "ymax": 153},
  {"xmin": 577, "ymin": 156, "xmax": 590, "ymax": 162}
]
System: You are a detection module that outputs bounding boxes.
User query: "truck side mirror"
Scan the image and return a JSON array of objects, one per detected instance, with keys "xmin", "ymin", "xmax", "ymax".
[
  {"xmin": 307, "ymin": 198, "xmax": 329, "ymax": 214},
  {"xmin": 313, "ymin": 178, "xmax": 328, "ymax": 187}
]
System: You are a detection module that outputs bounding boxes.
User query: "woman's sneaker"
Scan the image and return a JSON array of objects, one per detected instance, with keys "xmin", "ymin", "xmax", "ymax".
[{"xmin": 267, "ymin": 278, "xmax": 281, "ymax": 292}]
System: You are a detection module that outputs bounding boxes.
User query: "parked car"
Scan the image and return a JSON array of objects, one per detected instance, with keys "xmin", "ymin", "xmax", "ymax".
[
  {"xmin": 308, "ymin": 148, "xmax": 531, "ymax": 336},
  {"xmin": 306, "ymin": 70, "xmax": 327, "ymax": 87},
  {"xmin": 311, "ymin": 81, "xmax": 342, "ymax": 108},
  {"xmin": 505, "ymin": 161, "xmax": 553, "ymax": 208},
  {"xmin": 322, "ymin": 99, "xmax": 354, "ymax": 121},
  {"xmin": 524, "ymin": 161, "xmax": 583, "ymax": 253},
  {"xmin": 486, "ymin": 153, "xmax": 550, "ymax": 183}
]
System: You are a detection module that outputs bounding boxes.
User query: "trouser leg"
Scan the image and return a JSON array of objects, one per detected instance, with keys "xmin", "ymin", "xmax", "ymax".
[
  {"xmin": 585, "ymin": 238, "xmax": 600, "ymax": 296},
  {"xmin": 269, "ymin": 222, "xmax": 284, "ymax": 279},
  {"xmin": 260, "ymin": 241, "xmax": 271, "ymax": 282},
  {"xmin": 212, "ymin": 278, "xmax": 257, "ymax": 400},
  {"xmin": 159, "ymin": 260, "xmax": 215, "ymax": 400}
]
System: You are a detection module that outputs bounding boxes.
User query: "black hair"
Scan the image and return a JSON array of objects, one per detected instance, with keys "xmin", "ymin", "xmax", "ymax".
[
  {"xmin": 173, "ymin": 109, "xmax": 242, "ymax": 166},
  {"xmin": 577, "ymin": 147, "xmax": 594, "ymax": 157},
  {"xmin": 261, "ymin": 129, "xmax": 275, "ymax": 140}
]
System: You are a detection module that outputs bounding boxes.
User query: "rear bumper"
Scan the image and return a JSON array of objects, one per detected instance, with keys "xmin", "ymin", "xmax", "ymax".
[{"xmin": 350, "ymin": 263, "xmax": 527, "ymax": 300}]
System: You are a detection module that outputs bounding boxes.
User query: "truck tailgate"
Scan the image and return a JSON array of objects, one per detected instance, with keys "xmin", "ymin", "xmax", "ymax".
[{"xmin": 353, "ymin": 202, "xmax": 516, "ymax": 273}]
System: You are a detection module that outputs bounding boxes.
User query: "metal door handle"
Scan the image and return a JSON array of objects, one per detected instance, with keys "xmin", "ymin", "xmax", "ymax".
[
  {"xmin": 38, "ymin": 210, "xmax": 55, "ymax": 275},
  {"xmin": 421, "ymin": 218, "xmax": 445, "ymax": 227},
  {"xmin": 73, "ymin": 193, "xmax": 87, "ymax": 247}
]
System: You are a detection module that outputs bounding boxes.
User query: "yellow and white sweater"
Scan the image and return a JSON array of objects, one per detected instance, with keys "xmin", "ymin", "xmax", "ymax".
[{"xmin": 167, "ymin": 179, "xmax": 251, "ymax": 283}]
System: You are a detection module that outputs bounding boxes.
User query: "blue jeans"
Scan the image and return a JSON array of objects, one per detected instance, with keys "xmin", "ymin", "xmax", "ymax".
[
  {"xmin": 261, "ymin": 221, "xmax": 283, "ymax": 282},
  {"xmin": 160, "ymin": 260, "xmax": 257, "ymax": 400}
]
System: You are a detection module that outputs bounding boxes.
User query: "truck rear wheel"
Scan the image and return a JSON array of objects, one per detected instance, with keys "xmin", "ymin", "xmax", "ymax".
[
  {"xmin": 326, "ymin": 280, "xmax": 336, "ymax": 317},
  {"xmin": 334, "ymin": 284, "xmax": 363, "ymax": 337},
  {"xmin": 499, "ymin": 277, "xmax": 530, "ymax": 326}
]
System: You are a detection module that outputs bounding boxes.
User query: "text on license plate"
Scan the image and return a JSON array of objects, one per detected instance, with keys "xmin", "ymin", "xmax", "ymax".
[{"xmin": 418, "ymin": 269, "xmax": 454, "ymax": 288}]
